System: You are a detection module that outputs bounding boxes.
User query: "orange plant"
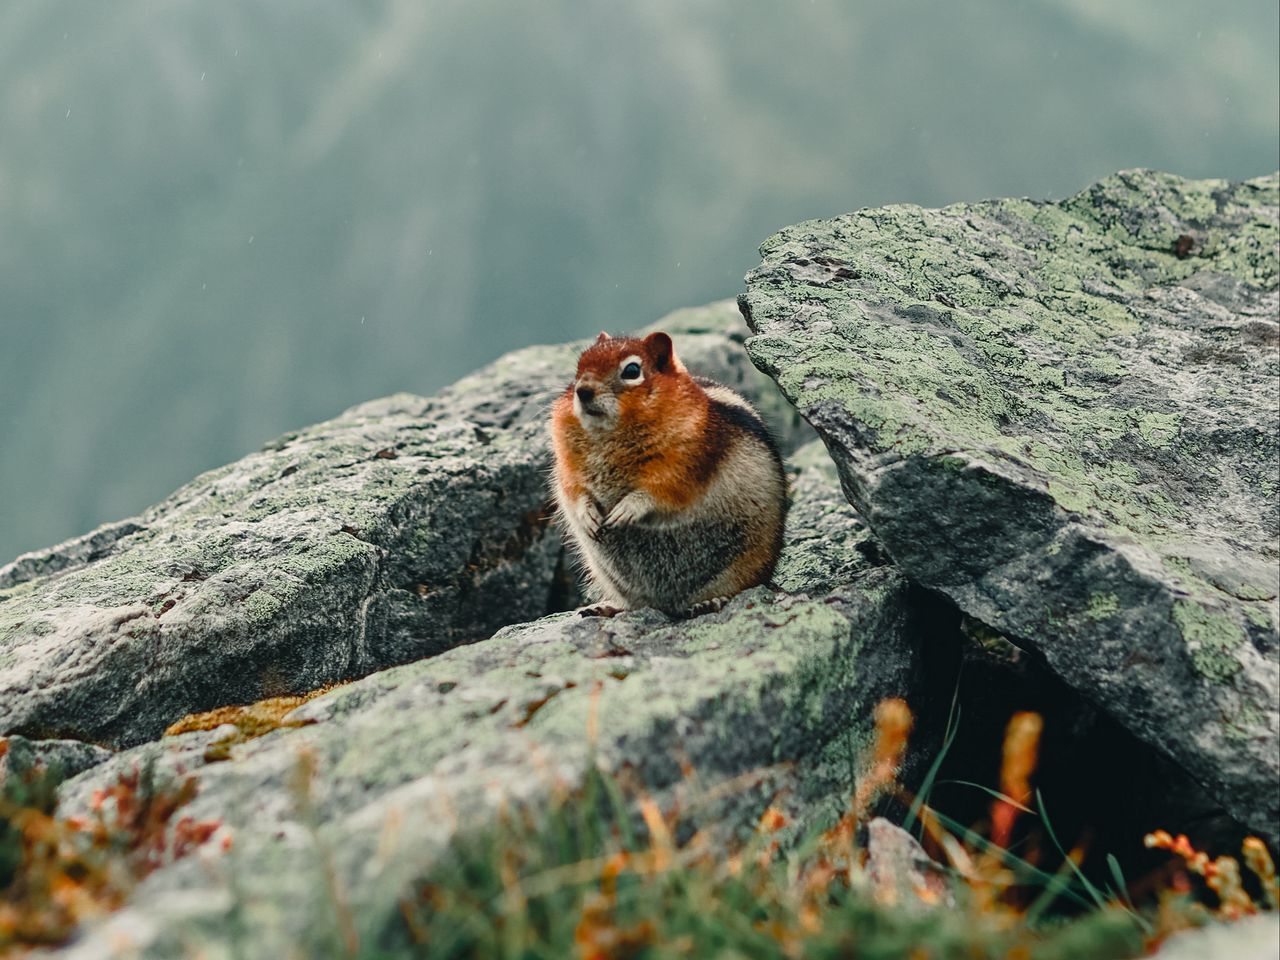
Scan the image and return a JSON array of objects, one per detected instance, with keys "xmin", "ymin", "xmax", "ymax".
[
  {"xmin": 0, "ymin": 762, "xmax": 225, "ymax": 953},
  {"xmin": 1145, "ymin": 830, "xmax": 1278, "ymax": 921}
]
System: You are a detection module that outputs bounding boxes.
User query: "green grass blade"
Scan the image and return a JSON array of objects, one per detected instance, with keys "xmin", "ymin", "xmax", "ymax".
[
  {"xmin": 924, "ymin": 806, "xmax": 1093, "ymax": 909},
  {"xmin": 935, "ymin": 779, "xmax": 1035, "ymax": 813},
  {"xmin": 904, "ymin": 690, "xmax": 961, "ymax": 834},
  {"xmin": 1107, "ymin": 852, "xmax": 1153, "ymax": 933},
  {"xmin": 1035, "ymin": 789, "xmax": 1109, "ymax": 908}
]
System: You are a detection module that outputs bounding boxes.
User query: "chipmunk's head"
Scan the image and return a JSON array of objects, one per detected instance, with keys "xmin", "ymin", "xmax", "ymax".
[{"xmin": 570, "ymin": 330, "xmax": 684, "ymax": 431}]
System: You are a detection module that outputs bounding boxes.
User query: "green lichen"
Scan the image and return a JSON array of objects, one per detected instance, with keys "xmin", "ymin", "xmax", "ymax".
[
  {"xmin": 1227, "ymin": 580, "xmax": 1277, "ymax": 603},
  {"xmin": 1224, "ymin": 702, "xmax": 1266, "ymax": 744},
  {"xmin": 307, "ymin": 581, "xmax": 905, "ymax": 807},
  {"xmin": 274, "ymin": 534, "xmax": 375, "ymax": 583},
  {"xmin": 241, "ymin": 590, "xmax": 285, "ymax": 627},
  {"xmin": 1137, "ymin": 412, "xmax": 1182, "ymax": 449},
  {"xmin": 1172, "ymin": 599, "xmax": 1245, "ymax": 683},
  {"xmin": 1244, "ymin": 604, "xmax": 1274, "ymax": 630},
  {"xmin": 675, "ymin": 600, "xmax": 848, "ymax": 658},
  {"xmin": 1085, "ymin": 593, "xmax": 1120, "ymax": 622},
  {"xmin": 772, "ymin": 443, "xmax": 874, "ymax": 595}
]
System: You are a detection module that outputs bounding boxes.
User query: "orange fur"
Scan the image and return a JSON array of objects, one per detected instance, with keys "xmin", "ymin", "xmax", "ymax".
[
  {"xmin": 625, "ymin": 375, "xmax": 709, "ymax": 510},
  {"xmin": 554, "ymin": 333, "xmax": 716, "ymax": 512},
  {"xmin": 549, "ymin": 329, "xmax": 787, "ymax": 614},
  {"xmin": 551, "ymin": 390, "xmax": 588, "ymax": 502}
]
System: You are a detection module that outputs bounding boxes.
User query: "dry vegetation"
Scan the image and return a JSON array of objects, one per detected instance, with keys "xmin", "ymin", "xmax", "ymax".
[
  {"xmin": 387, "ymin": 698, "xmax": 1276, "ymax": 959},
  {"xmin": 0, "ymin": 750, "xmax": 223, "ymax": 953},
  {"xmin": 2, "ymin": 695, "xmax": 1275, "ymax": 958},
  {"xmin": 162, "ymin": 686, "xmax": 340, "ymax": 762}
]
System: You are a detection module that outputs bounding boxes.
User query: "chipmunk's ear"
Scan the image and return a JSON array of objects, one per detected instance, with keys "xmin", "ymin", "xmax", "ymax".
[
  {"xmin": 644, "ymin": 331, "xmax": 676, "ymax": 372},
  {"xmin": 595, "ymin": 331, "xmax": 610, "ymax": 343}
]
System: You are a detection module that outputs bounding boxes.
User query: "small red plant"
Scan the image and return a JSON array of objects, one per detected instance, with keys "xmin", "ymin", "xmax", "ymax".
[{"xmin": 0, "ymin": 762, "xmax": 225, "ymax": 953}]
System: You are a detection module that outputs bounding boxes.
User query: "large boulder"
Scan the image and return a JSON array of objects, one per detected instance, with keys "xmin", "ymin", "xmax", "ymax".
[
  {"xmin": 742, "ymin": 169, "xmax": 1280, "ymax": 839},
  {"xmin": 48, "ymin": 440, "xmax": 917, "ymax": 958},
  {"xmin": 0, "ymin": 301, "xmax": 807, "ymax": 749}
]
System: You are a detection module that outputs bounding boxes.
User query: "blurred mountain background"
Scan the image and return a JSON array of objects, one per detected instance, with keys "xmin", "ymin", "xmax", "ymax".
[{"xmin": 1, "ymin": 0, "xmax": 1277, "ymax": 562}]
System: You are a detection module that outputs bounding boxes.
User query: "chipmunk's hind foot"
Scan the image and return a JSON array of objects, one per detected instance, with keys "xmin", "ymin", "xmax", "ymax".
[
  {"xmin": 579, "ymin": 603, "xmax": 626, "ymax": 618},
  {"xmin": 683, "ymin": 596, "xmax": 731, "ymax": 619}
]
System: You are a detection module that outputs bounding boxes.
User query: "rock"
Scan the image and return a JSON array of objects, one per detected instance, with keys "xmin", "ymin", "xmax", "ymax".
[
  {"xmin": 772, "ymin": 439, "xmax": 883, "ymax": 595},
  {"xmin": 49, "ymin": 444, "xmax": 915, "ymax": 958},
  {"xmin": 742, "ymin": 169, "xmax": 1280, "ymax": 839},
  {"xmin": 0, "ymin": 735, "xmax": 112, "ymax": 788},
  {"xmin": 1152, "ymin": 915, "xmax": 1280, "ymax": 960},
  {"xmin": 865, "ymin": 817, "xmax": 953, "ymax": 909},
  {"xmin": 1, "ymin": 301, "xmax": 808, "ymax": 749}
]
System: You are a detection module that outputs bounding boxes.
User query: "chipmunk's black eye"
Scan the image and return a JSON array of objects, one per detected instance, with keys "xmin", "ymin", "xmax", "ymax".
[{"xmin": 621, "ymin": 361, "xmax": 642, "ymax": 380}]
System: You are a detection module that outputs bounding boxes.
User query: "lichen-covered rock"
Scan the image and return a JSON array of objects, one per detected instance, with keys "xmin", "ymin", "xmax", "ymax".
[
  {"xmin": 773, "ymin": 439, "xmax": 883, "ymax": 595},
  {"xmin": 742, "ymin": 169, "xmax": 1280, "ymax": 839},
  {"xmin": 49, "ymin": 447, "xmax": 913, "ymax": 958},
  {"xmin": 0, "ymin": 301, "xmax": 808, "ymax": 749},
  {"xmin": 0, "ymin": 735, "xmax": 112, "ymax": 788}
]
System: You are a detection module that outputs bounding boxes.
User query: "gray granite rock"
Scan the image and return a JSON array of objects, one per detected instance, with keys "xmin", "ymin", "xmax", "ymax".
[
  {"xmin": 773, "ymin": 439, "xmax": 882, "ymax": 596},
  {"xmin": 1, "ymin": 300, "xmax": 807, "ymax": 750},
  {"xmin": 0, "ymin": 735, "xmax": 112, "ymax": 788},
  {"xmin": 742, "ymin": 169, "xmax": 1280, "ymax": 840},
  {"xmin": 1153, "ymin": 915, "xmax": 1280, "ymax": 960},
  {"xmin": 47, "ymin": 443, "xmax": 914, "ymax": 958}
]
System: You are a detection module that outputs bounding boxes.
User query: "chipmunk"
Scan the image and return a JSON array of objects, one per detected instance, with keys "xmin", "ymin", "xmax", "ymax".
[{"xmin": 549, "ymin": 330, "xmax": 787, "ymax": 616}]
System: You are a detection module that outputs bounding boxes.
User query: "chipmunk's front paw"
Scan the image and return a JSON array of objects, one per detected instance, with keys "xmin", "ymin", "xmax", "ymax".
[
  {"xmin": 580, "ymin": 496, "xmax": 605, "ymax": 541},
  {"xmin": 602, "ymin": 491, "xmax": 655, "ymax": 533}
]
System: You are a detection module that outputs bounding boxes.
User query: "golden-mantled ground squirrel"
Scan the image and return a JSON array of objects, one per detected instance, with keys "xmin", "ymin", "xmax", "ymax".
[{"xmin": 549, "ymin": 331, "xmax": 787, "ymax": 616}]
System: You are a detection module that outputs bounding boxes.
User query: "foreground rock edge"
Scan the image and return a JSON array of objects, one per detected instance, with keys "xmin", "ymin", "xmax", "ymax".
[
  {"xmin": 15, "ymin": 434, "xmax": 893, "ymax": 956},
  {"xmin": 51, "ymin": 583, "xmax": 914, "ymax": 952}
]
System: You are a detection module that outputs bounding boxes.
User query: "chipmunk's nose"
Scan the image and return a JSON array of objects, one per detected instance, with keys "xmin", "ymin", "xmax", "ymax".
[{"xmin": 576, "ymin": 385, "xmax": 596, "ymax": 404}]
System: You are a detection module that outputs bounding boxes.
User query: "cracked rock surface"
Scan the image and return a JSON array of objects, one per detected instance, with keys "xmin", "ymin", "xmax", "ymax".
[
  {"xmin": 0, "ymin": 301, "xmax": 808, "ymax": 749},
  {"xmin": 742, "ymin": 169, "xmax": 1280, "ymax": 839}
]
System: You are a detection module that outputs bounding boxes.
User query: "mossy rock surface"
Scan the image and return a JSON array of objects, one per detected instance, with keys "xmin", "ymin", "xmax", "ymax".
[
  {"xmin": 0, "ymin": 301, "xmax": 808, "ymax": 749},
  {"xmin": 48, "ymin": 444, "xmax": 914, "ymax": 958},
  {"xmin": 742, "ymin": 169, "xmax": 1280, "ymax": 839}
]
